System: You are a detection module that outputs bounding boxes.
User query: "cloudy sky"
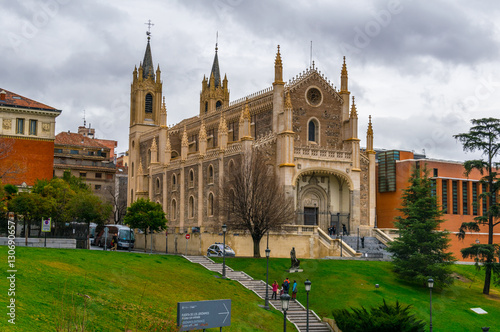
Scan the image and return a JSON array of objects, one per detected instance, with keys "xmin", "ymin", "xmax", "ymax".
[{"xmin": 3, "ymin": 0, "xmax": 500, "ymax": 161}]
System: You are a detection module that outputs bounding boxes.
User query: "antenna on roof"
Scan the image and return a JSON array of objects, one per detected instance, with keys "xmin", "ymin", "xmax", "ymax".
[{"xmin": 216, "ymin": 31, "xmax": 218, "ymax": 52}]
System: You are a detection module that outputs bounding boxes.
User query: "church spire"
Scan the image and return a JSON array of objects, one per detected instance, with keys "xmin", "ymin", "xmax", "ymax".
[
  {"xmin": 142, "ymin": 22, "xmax": 155, "ymax": 80},
  {"xmin": 209, "ymin": 41, "xmax": 221, "ymax": 88},
  {"xmin": 340, "ymin": 56, "xmax": 348, "ymax": 92},
  {"xmin": 274, "ymin": 45, "xmax": 283, "ymax": 84}
]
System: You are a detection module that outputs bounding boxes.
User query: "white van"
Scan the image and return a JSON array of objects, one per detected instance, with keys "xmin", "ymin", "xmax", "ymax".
[{"xmin": 95, "ymin": 225, "xmax": 135, "ymax": 249}]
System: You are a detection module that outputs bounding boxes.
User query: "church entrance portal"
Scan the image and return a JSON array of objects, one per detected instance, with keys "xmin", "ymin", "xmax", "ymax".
[{"xmin": 303, "ymin": 207, "xmax": 318, "ymax": 225}]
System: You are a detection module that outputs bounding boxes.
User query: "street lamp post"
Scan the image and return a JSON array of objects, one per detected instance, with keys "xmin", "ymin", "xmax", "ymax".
[
  {"xmin": 428, "ymin": 278, "xmax": 434, "ymax": 332},
  {"xmin": 222, "ymin": 224, "xmax": 227, "ymax": 278},
  {"xmin": 265, "ymin": 247, "xmax": 271, "ymax": 310},
  {"xmin": 305, "ymin": 279, "xmax": 311, "ymax": 332},
  {"xmin": 280, "ymin": 293, "xmax": 291, "ymax": 332}
]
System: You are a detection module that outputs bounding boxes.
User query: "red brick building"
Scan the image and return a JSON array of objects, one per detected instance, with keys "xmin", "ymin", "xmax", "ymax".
[
  {"xmin": 376, "ymin": 150, "xmax": 499, "ymax": 261},
  {"xmin": 0, "ymin": 88, "xmax": 61, "ymax": 188}
]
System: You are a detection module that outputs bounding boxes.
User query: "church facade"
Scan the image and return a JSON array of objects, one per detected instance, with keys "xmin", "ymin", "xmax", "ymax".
[{"xmin": 128, "ymin": 37, "xmax": 376, "ymax": 235}]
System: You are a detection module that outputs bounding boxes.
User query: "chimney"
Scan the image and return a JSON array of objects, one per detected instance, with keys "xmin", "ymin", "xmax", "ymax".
[{"xmin": 0, "ymin": 90, "xmax": 6, "ymax": 101}]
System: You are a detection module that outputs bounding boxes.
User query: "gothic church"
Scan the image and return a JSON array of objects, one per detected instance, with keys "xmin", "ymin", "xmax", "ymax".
[{"xmin": 128, "ymin": 36, "xmax": 376, "ymax": 235}]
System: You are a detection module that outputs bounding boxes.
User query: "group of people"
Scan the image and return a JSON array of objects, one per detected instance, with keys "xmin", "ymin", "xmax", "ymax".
[
  {"xmin": 271, "ymin": 278, "xmax": 298, "ymax": 301},
  {"xmin": 327, "ymin": 224, "xmax": 349, "ymax": 237}
]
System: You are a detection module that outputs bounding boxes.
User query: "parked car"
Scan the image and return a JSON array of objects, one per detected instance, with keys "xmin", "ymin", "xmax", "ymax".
[
  {"xmin": 207, "ymin": 243, "xmax": 236, "ymax": 257},
  {"xmin": 95, "ymin": 225, "xmax": 135, "ymax": 250}
]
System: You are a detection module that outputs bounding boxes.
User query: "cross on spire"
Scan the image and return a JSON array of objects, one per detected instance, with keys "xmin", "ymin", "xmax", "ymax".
[{"xmin": 145, "ymin": 20, "xmax": 154, "ymax": 39}]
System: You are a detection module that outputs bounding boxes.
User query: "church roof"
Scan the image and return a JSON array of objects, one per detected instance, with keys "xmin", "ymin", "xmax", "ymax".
[
  {"xmin": 0, "ymin": 88, "xmax": 60, "ymax": 112},
  {"xmin": 209, "ymin": 46, "xmax": 221, "ymax": 88},
  {"xmin": 142, "ymin": 39, "xmax": 155, "ymax": 80}
]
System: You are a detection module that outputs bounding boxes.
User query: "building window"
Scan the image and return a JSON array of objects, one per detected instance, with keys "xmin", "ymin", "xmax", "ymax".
[
  {"xmin": 462, "ymin": 181, "xmax": 468, "ymax": 215},
  {"xmin": 482, "ymin": 183, "xmax": 487, "ymax": 216},
  {"xmin": 95, "ymin": 185, "xmax": 101, "ymax": 190},
  {"xmin": 208, "ymin": 165, "xmax": 214, "ymax": 184},
  {"xmin": 54, "ymin": 148, "xmax": 63, "ymax": 153},
  {"xmin": 131, "ymin": 162, "xmax": 134, "ymax": 177},
  {"xmin": 16, "ymin": 118, "xmax": 24, "ymax": 134},
  {"xmin": 208, "ymin": 193, "xmax": 214, "ymax": 216},
  {"xmin": 433, "ymin": 168, "xmax": 438, "ymax": 177},
  {"xmin": 70, "ymin": 150, "xmax": 79, "ymax": 155},
  {"xmin": 205, "ymin": 102, "xmax": 208, "ymax": 113},
  {"xmin": 378, "ymin": 150, "xmax": 399, "ymax": 193},
  {"xmin": 430, "ymin": 179, "xmax": 436, "ymax": 197},
  {"xmin": 156, "ymin": 178, "xmax": 161, "ymax": 192},
  {"xmin": 442, "ymin": 180, "xmax": 448, "ymax": 214},
  {"xmin": 188, "ymin": 196, "xmax": 194, "ymax": 218},
  {"xmin": 452, "ymin": 180, "xmax": 458, "ymax": 214},
  {"xmin": 172, "ymin": 174, "xmax": 177, "ymax": 186},
  {"xmin": 216, "ymin": 100, "xmax": 222, "ymax": 110},
  {"xmin": 145, "ymin": 93, "xmax": 153, "ymax": 113},
  {"xmin": 308, "ymin": 119, "xmax": 319, "ymax": 143},
  {"xmin": 29, "ymin": 120, "xmax": 37, "ymax": 135},
  {"xmin": 189, "ymin": 169, "xmax": 194, "ymax": 187},
  {"xmin": 80, "ymin": 172, "xmax": 86, "ymax": 178},
  {"xmin": 95, "ymin": 173, "xmax": 102, "ymax": 179},
  {"xmin": 472, "ymin": 182, "xmax": 478, "ymax": 215},
  {"xmin": 171, "ymin": 199, "xmax": 177, "ymax": 220}
]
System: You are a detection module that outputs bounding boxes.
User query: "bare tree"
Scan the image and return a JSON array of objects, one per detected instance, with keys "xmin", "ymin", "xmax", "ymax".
[{"xmin": 221, "ymin": 150, "xmax": 294, "ymax": 258}]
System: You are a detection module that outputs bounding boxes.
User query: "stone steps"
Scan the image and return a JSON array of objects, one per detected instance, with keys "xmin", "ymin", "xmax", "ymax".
[{"xmin": 183, "ymin": 255, "xmax": 332, "ymax": 332}]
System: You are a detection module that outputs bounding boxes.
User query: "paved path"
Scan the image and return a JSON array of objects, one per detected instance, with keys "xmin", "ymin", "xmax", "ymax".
[{"xmin": 183, "ymin": 255, "xmax": 332, "ymax": 332}]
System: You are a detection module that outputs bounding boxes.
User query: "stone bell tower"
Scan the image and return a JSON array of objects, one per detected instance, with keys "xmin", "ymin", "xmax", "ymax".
[
  {"xmin": 130, "ymin": 32, "xmax": 163, "ymax": 127},
  {"xmin": 200, "ymin": 42, "xmax": 229, "ymax": 115}
]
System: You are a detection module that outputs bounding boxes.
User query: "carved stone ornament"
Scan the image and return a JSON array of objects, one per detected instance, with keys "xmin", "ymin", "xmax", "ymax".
[
  {"xmin": 3, "ymin": 119, "xmax": 12, "ymax": 130},
  {"xmin": 42, "ymin": 123, "xmax": 50, "ymax": 132}
]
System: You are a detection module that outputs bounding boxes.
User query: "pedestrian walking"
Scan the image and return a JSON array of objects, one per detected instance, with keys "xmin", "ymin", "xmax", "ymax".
[
  {"xmin": 291, "ymin": 280, "xmax": 298, "ymax": 300},
  {"xmin": 110, "ymin": 233, "xmax": 118, "ymax": 251},
  {"xmin": 283, "ymin": 277, "xmax": 290, "ymax": 294},
  {"xmin": 272, "ymin": 280, "xmax": 279, "ymax": 300}
]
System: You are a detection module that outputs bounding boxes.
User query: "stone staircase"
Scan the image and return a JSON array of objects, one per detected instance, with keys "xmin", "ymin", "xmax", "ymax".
[
  {"xmin": 339, "ymin": 235, "xmax": 391, "ymax": 259},
  {"xmin": 183, "ymin": 255, "xmax": 332, "ymax": 332}
]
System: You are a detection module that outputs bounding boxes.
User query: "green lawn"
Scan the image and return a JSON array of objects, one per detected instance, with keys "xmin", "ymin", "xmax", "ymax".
[
  {"xmin": 0, "ymin": 247, "xmax": 294, "ymax": 331},
  {"xmin": 215, "ymin": 257, "xmax": 500, "ymax": 331}
]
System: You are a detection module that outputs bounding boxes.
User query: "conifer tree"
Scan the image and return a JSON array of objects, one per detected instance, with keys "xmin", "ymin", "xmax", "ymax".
[
  {"xmin": 387, "ymin": 166, "xmax": 455, "ymax": 287},
  {"xmin": 454, "ymin": 117, "xmax": 500, "ymax": 295}
]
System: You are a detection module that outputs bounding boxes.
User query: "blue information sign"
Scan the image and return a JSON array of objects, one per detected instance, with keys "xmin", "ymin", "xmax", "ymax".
[{"xmin": 177, "ymin": 299, "xmax": 231, "ymax": 331}]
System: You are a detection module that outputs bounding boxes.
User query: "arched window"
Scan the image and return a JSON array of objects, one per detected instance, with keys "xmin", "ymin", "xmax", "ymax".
[
  {"xmin": 172, "ymin": 174, "xmax": 177, "ymax": 185},
  {"xmin": 171, "ymin": 199, "xmax": 177, "ymax": 220},
  {"xmin": 189, "ymin": 169, "xmax": 194, "ymax": 187},
  {"xmin": 208, "ymin": 165, "xmax": 214, "ymax": 184},
  {"xmin": 216, "ymin": 100, "xmax": 222, "ymax": 110},
  {"xmin": 205, "ymin": 102, "xmax": 208, "ymax": 113},
  {"xmin": 156, "ymin": 178, "xmax": 161, "ymax": 193},
  {"xmin": 208, "ymin": 193, "xmax": 214, "ymax": 216},
  {"xmin": 145, "ymin": 93, "xmax": 153, "ymax": 113},
  {"xmin": 188, "ymin": 196, "xmax": 194, "ymax": 218},
  {"xmin": 131, "ymin": 162, "xmax": 134, "ymax": 177},
  {"xmin": 308, "ymin": 118, "xmax": 319, "ymax": 143}
]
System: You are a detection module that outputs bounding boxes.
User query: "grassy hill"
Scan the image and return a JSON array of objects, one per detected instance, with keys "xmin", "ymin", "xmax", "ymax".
[
  {"xmin": 1, "ymin": 247, "xmax": 499, "ymax": 331},
  {"xmin": 216, "ymin": 257, "xmax": 500, "ymax": 331},
  {"xmin": 0, "ymin": 247, "xmax": 293, "ymax": 331}
]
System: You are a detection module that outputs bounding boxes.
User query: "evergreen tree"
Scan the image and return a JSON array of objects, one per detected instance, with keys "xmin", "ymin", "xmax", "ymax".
[
  {"xmin": 454, "ymin": 117, "xmax": 500, "ymax": 295},
  {"xmin": 387, "ymin": 166, "xmax": 455, "ymax": 287}
]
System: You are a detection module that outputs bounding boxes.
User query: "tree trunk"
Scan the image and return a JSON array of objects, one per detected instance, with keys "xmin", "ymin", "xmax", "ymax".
[
  {"xmin": 144, "ymin": 229, "xmax": 148, "ymax": 253},
  {"xmin": 483, "ymin": 264, "xmax": 491, "ymax": 295},
  {"xmin": 253, "ymin": 237, "xmax": 261, "ymax": 258}
]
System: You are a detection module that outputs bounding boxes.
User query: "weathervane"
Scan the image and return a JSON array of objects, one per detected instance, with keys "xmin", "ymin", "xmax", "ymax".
[{"xmin": 145, "ymin": 19, "xmax": 154, "ymax": 40}]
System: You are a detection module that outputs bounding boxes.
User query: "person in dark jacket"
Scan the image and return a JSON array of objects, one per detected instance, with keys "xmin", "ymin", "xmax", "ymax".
[{"xmin": 283, "ymin": 277, "xmax": 290, "ymax": 294}]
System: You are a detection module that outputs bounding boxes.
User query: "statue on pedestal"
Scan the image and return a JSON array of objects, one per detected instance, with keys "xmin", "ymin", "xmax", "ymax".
[{"xmin": 290, "ymin": 247, "xmax": 300, "ymax": 269}]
